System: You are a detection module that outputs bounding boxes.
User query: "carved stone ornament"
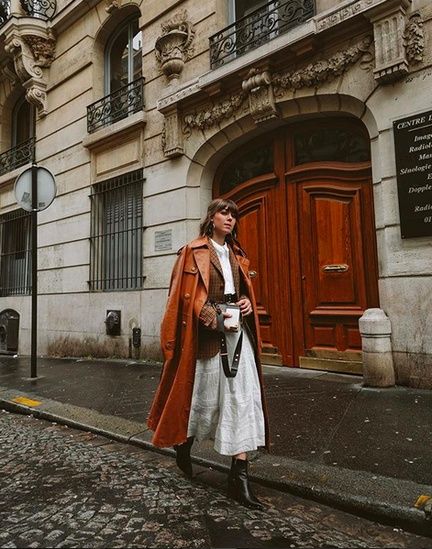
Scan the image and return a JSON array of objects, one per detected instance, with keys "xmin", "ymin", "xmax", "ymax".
[
  {"xmin": 105, "ymin": 0, "xmax": 120, "ymax": 13},
  {"xmin": 155, "ymin": 10, "xmax": 195, "ymax": 80},
  {"xmin": 183, "ymin": 91, "xmax": 247, "ymax": 133},
  {"xmin": 23, "ymin": 30, "xmax": 56, "ymax": 67},
  {"xmin": 404, "ymin": 12, "xmax": 424, "ymax": 64},
  {"xmin": 272, "ymin": 36, "xmax": 373, "ymax": 94},
  {"xmin": 161, "ymin": 106, "xmax": 184, "ymax": 158},
  {"xmin": 367, "ymin": 0, "xmax": 415, "ymax": 83},
  {"xmin": 4, "ymin": 26, "xmax": 55, "ymax": 116},
  {"xmin": 183, "ymin": 36, "xmax": 373, "ymax": 135},
  {"xmin": 242, "ymin": 68, "xmax": 279, "ymax": 124}
]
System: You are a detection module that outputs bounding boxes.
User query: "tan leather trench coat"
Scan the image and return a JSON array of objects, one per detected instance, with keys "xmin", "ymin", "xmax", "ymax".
[{"xmin": 147, "ymin": 235, "xmax": 270, "ymax": 450}]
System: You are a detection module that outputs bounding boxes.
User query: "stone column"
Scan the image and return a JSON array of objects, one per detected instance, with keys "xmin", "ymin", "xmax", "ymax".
[{"xmin": 359, "ymin": 308, "xmax": 395, "ymax": 388}]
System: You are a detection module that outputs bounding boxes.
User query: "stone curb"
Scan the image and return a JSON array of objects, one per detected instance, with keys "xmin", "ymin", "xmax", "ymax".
[{"xmin": 0, "ymin": 386, "xmax": 431, "ymax": 538}]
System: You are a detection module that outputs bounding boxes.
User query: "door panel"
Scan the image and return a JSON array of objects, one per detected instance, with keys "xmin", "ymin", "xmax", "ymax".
[
  {"xmin": 235, "ymin": 191, "xmax": 284, "ymax": 359},
  {"xmin": 297, "ymin": 178, "xmax": 374, "ymax": 354},
  {"xmin": 216, "ymin": 121, "xmax": 378, "ymax": 370}
]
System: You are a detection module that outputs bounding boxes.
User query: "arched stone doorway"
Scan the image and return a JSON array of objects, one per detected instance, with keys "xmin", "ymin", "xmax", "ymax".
[{"xmin": 214, "ymin": 117, "xmax": 380, "ymax": 372}]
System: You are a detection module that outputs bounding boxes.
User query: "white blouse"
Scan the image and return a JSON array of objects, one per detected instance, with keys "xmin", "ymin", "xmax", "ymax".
[{"xmin": 210, "ymin": 238, "xmax": 236, "ymax": 295}]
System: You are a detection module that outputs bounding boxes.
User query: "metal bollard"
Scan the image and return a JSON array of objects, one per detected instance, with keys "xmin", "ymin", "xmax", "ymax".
[{"xmin": 359, "ymin": 308, "xmax": 395, "ymax": 388}]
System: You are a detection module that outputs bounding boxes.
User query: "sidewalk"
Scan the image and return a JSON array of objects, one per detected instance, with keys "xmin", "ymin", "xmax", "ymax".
[{"xmin": 0, "ymin": 355, "xmax": 431, "ymax": 536}]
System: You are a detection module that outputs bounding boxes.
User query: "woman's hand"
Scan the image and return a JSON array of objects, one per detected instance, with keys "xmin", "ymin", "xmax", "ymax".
[{"xmin": 236, "ymin": 297, "xmax": 253, "ymax": 317}]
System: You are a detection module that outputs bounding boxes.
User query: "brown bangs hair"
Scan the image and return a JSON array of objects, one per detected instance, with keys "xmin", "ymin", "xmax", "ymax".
[{"xmin": 199, "ymin": 198, "xmax": 239, "ymax": 239}]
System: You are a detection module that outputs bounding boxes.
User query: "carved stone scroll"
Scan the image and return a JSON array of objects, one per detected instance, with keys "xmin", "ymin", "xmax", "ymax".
[
  {"xmin": 4, "ymin": 22, "xmax": 56, "ymax": 117},
  {"xmin": 242, "ymin": 69, "xmax": 279, "ymax": 124}
]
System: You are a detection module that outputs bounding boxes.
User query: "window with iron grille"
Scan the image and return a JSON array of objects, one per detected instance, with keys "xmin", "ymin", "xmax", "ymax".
[
  {"xmin": 89, "ymin": 169, "xmax": 144, "ymax": 291},
  {"xmin": 0, "ymin": 210, "xmax": 32, "ymax": 297}
]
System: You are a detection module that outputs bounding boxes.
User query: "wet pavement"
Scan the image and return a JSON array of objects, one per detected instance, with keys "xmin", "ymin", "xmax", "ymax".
[
  {"xmin": 0, "ymin": 355, "xmax": 432, "ymax": 535},
  {"xmin": 1, "ymin": 410, "xmax": 432, "ymax": 549}
]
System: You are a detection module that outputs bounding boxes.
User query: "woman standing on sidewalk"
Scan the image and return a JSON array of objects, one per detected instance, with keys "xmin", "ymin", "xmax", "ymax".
[{"xmin": 147, "ymin": 198, "xmax": 269, "ymax": 509}]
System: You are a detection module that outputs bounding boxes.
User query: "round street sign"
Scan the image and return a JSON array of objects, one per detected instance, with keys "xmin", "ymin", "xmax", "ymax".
[{"xmin": 14, "ymin": 166, "xmax": 56, "ymax": 212}]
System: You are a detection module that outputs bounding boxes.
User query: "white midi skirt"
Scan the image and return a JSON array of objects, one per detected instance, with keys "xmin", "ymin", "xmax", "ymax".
[{"xmin": 187, "ymin": 327, "xmax": 265, "ymax": 456}]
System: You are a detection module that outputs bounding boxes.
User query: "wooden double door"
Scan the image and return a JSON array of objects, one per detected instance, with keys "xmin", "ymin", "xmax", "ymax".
[{"xmin": 215, "ymin": 120, "xmax": 379, "ymax": 369}]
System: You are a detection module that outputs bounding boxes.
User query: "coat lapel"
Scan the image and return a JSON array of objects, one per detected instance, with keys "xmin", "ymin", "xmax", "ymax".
[
  {"xmin": 193, "ymin": 246, "xmax": 210, "ymax": 294},
  {"xmin": 208, "ymin": 239, "xmax": 224, "ymax": 279}
]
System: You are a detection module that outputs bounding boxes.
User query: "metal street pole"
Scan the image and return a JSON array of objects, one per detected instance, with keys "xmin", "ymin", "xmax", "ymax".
[{"xmin": 31, "ymin": 163, "xmax": 37, "ymax": 378}]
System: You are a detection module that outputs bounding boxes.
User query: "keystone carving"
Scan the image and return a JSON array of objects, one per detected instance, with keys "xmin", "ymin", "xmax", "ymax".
[
  {"xmin": 155, "ymin": 10, "xmax": 195, "ymax": 80},
  {"xmin": 404, "ymin": 12, "xmax": 424, "ymax": 64},
  {"xmin": 242, "ymin": 68, "xmax": 279, "ymax": 124}
]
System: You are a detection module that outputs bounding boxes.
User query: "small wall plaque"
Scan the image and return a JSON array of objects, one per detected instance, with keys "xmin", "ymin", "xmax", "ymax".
[{"xmin": 155, "ymin": 229, "xmax": 173, "ymax": 251}]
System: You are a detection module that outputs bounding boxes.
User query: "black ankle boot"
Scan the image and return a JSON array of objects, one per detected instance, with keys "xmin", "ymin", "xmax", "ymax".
[
  {"xmin": 227, "ymin": 458, "xmax": 264, "ymax": 510},
  {"xmin": 173, "ymin": 436, "xmax": 194, "ymax": 479}
]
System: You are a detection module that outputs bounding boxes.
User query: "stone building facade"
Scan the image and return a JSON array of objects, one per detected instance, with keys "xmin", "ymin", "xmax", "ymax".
[{"xmin": 0, "ymin": 0, "xmax": 431, "ymax": 388}]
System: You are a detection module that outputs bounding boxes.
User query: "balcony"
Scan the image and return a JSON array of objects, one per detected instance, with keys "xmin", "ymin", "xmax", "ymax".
[
  {"xmin": 0, "ymin": 137, "xmax": 35, "ymax": 177},
  {"xmin": 209, "ymin": 0, "xmax": 315, "ymax": 69},
  {"xmin": 0, "ymin": 0, "xmax": 9, "ymax": 26},
  {"xmin": 87, "ymin": 78, "xmax": 145, "ymax": 134},
  {"xmin": 0, "ymin": 0, "xmax": 56, "ymax": 27}
]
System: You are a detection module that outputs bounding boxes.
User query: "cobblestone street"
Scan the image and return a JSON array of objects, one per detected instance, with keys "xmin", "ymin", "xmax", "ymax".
[{"xmin": 0, "ymin": 410, "xmax": 431, "ymax": 549}]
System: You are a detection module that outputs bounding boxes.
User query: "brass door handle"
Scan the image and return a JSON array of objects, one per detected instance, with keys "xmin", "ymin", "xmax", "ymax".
[
  {"xmin": 248, "ymin": 270, "xmax": 257, "ymax": 278},
  {"xmin": 322, "ymin": 264, "xmax": 349, "ymax": 273}
]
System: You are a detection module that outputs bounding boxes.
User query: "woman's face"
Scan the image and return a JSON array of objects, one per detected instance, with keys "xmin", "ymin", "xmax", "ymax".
[{"xmin": 212, "ymin": 207, "xmax": 236, "ymax": 236}]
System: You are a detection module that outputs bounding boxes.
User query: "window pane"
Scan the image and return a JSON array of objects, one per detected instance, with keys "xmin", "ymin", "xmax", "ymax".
[
  {"xmin": 109, "ymin": 25, "xmax": 129, "ymax": 91},
  {"xmin": 220, "ymin": 143, "xmax": 273, "ymax": 194},
  {"xmin": 13, "ymin": 98, "xmax": 34, "ymax": 146},
  {"xmin": 132, "ymin": 27, "xmax": 142, "ymax": 82},
  {"xmin": 90, "ymin": 170, "xmax": 144, "ymax": 291},
  {"xmin": 0, "ymin": 211, "xmax": 32, "ymax": 296},
  {"xmin": 294, "ymin": 128, "xmax": 370, "ymax": 164}
]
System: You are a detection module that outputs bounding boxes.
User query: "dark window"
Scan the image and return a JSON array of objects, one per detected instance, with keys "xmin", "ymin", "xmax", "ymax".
[
  {"xmin": 89, "ymin": 169, "xmax": 144, "ymax": 291},
  {"xmin": 0, "ymin": 210, "xmax": 32, "ymax": 297},
  {"xmin": 294, "ymin": 128, "xmax": 371, "ymax": 164},
  {"xmin": 219, "ymin": 143, "xmax": 274, "ymax": 194},
  {"xmin": 105, "ymin": 17, "xmax": 142, "ymax": 94},
  {"xmin": 12, "ymin": 95, "xmax": 35, "ymax": 146}
]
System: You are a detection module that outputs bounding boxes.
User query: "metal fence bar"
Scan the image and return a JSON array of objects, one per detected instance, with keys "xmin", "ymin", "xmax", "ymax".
[
  {"xmin": 0, "ymin": 0, "xmax": 10, "ymax": 26},
  {"xmin": 89, "ymin": 169, "xmax": 144, "ymax": 291},
  {"xmin": 20, "ymin": 0, "xmax": 56, "ymax": 19},
  {"xmin": 209, "ymin": 0, "xmax": 315, "ymax": 69},
  {"xmin": 0, "ymin": 210, "xmax": 32, "ymax": 297},
  {"xmin": 0, "ymin": 138, "xmax": 35, "ymax": 177},
  {"xmin": 87, "ymin": 78, "xmax": 145, "ymax": 134}
]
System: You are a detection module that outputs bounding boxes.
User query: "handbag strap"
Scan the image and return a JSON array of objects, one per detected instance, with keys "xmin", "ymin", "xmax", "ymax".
[{"xmin": 219, "ymin": 330, "xmax": 243, "ymax": 378}]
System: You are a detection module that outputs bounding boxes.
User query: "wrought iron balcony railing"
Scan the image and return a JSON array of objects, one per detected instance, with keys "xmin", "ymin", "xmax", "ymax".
[
  {"xmin": 87, "ymin": 77, "xmax": 145, "ymax": 134},
  {"xmin": 20, "ymin": 0, "xmax": 56, "ymax": 20},
  {"xmin": 209, "ymin": 0, "xmax": 315, "ymax": 69},
  {"xmin": 0, "ymin": 0, "xmax": 10, "ymax": 26},
  {"xmin": 0, "ymin": 0, "xmax": 56, "ymax": 26},
  {"xmin": 0, "ymin": 137, "xmax": 35, "ymax": 177}
]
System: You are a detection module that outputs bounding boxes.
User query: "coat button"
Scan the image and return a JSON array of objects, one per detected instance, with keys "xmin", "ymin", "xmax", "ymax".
[
  {"xmin": 182, "ymin": 321, "xmax": 187, "ymax": 326},
  {"xmin": 184, "ymin": 293, "xmax": 190, "ymax": 299},
  {"xmin": 191, "ymin": 267, "xmax": 196, "ymax": 272}
]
